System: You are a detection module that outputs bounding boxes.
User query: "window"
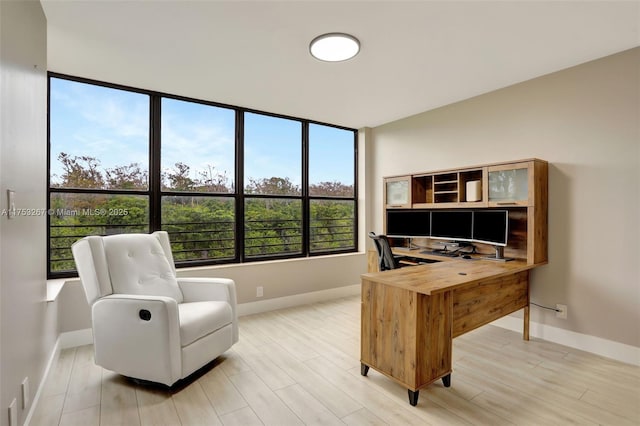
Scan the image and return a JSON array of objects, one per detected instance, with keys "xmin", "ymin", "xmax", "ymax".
[
  {"xmin": 48, "ymin": 78, "xmax": 150, "ymax": 272},
  {"xmin": 48, "ymin": 74, "xmax": 357, "ymax": 277},
  {"xmin": 160, "ymin": 99, "xmax": 237, "ymax": 263},
  {"xmin": 161, "ymin": 196, "xmax": 235, "ymax": 262},
  {"xmin": 244, "ymin": 113, "xmax": 302, "ymax": 258},
  {"xmin": 161, "ymin": 98, "xmax": 235, "ymax": 193},
  {"xmin": 309, "ymin": 123, "xmax": 356, "ymax": 253},
  {"xmin": 244, "ymin": 112, "xmax": 301, "ymax": 196}
]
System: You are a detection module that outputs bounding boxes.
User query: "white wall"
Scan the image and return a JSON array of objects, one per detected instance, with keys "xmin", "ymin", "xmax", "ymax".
[
  {"xmin": 0, "ymin": 2, "xmax": 53, "ymax": 425},
  {"xmin": 370, "ymin": 48, "xmax": 640, "ymax": 348}
]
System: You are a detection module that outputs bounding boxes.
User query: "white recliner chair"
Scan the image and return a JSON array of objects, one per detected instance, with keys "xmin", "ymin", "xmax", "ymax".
[{"xmin": 71, "ymin": 231, "xmax": 238, "ymax": 386}]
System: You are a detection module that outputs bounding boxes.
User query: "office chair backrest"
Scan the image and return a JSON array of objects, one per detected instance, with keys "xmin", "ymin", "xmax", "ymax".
[{"xmin": 368, "ymin": 232, "xmax": 397, "ymax": 271}]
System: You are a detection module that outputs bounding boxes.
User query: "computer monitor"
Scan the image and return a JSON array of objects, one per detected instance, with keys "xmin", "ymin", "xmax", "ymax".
[
  {"xmin": 472, "ymin": 210, "xmax": 509, "ymax": 247},
  {"xmin": 430, "ymin": 210, "xmax": 473, "ymax": 242},
  {"xmin": 385, "ymin": 210, "xmax": 430, "ymax": 238}
]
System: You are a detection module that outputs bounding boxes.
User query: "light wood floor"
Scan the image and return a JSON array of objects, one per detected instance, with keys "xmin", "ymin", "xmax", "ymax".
[{"xmin": 32, "ymin": 296, "xmax": 640, "ymax": 426}]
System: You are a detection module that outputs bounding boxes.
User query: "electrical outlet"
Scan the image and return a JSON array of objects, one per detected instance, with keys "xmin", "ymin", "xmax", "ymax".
[
  {"xmin": 556, "ymin": 304, "xmax": 567, "ymax": 319},
  {"xmin": 256, "ymin": 286, "xmax": 263, "ymax": 297},
  {"xmin": 22, "ymin": 377, "xmax": 29, "ymax": 409},
  {"xmin": 8, "ymin": 398, "xmax": 17, "ymax": 426}
]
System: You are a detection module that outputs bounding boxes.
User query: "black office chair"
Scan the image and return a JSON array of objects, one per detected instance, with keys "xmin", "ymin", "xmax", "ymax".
[{"xmin": 368, "ymin": 232, "xmax": 409, "ymax": 271}]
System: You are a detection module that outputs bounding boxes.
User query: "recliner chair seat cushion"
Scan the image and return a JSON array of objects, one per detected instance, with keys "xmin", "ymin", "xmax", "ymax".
[{"xmin": 178, "ymin": 301, "xmax": 232, "ymax": 347}]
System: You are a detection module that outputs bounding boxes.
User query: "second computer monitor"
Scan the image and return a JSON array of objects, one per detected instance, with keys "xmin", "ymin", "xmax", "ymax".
[{"xmin": 430, "ymin": 210, "xmax": 473, "ymax": 242}]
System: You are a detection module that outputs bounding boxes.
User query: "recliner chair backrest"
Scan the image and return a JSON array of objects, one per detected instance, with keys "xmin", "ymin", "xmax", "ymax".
[
  {"xmin": 103, "ymin": 233, "xmax": 183, "ymax": 302},
  {"xmin": 72, "ymin": 231, "xmax": 183, "ymax": 305}
]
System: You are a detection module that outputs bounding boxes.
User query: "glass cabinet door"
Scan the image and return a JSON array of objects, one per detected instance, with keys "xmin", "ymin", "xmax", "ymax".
[
  {"xmin": 385, "ymin": 177, "xmax": 411, "ymax": 208},
  {"xmin": 488, "ymin": 165, "xmax": 530, "ymax": 206}
]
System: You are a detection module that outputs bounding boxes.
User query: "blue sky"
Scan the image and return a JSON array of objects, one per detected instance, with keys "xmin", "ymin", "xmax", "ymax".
[{"xmin": 50, "ymin": 78, "xmax": 355, "ymax": 189}]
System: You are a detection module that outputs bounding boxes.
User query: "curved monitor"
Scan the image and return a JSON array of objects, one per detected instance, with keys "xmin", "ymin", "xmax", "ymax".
[
  {"xmin": 472, "ymin": 210, "xmax": 509, "ymax": 246},
  {"xmin": 430, "ymin": 210, "xmax": 473, "ymax": 242},
  {"xmin": 386, "ymin": 210, "xmax": 430, "ymax": 238}
]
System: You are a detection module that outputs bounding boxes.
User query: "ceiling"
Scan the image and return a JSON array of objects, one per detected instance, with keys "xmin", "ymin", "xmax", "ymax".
[{"xmin": 41, "ymin": 1, "xmax": 639, "ymax": 129}]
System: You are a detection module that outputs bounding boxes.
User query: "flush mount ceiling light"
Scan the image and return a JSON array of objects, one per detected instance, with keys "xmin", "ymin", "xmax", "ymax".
[{"xmin": 309, "ymin": 33, "xmax": 360, "ymax": 62}]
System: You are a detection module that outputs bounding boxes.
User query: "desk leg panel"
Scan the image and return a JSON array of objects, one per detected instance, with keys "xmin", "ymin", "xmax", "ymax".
[
  {"xmin": 361, "ymin": 280, "xmax": 418, "ymax": 387},
  {"xmin": 361, "ymin": 280, "xmax": 452, "ymax": 391},
  {"xmin": 416, "ymin": 290, "xmax": 453, "ymax": 390}
]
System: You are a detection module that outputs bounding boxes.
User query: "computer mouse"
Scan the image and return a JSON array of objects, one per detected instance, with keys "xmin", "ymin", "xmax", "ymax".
[{"xmin": 462, "ymin": 255, "xmax": 472, "ymax": 259}]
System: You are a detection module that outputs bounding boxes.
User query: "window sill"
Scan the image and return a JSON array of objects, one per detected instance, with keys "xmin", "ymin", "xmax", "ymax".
[{"xmin": 46, "ymin": 278, "xmax": 78, "ymax": 302}]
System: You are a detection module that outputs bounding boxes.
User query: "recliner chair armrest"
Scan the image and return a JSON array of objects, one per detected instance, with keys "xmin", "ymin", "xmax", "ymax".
[
  {"xmin": 95, "ymin": 294, "xmax": 180, "ymax": 318},
  {"xmin": 91, "ymin": 294, "xmax": 182, "ymax": 385},
  {"xmin": 177, "ymin": 278, "xmax": 236, "ymax": 304},
  {"xmin": 177, "ymin": 278, "xmax": 238, "ymax": 343}
]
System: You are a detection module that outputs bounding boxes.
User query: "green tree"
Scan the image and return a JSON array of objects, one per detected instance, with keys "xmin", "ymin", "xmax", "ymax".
[
  {"xmin": 165, "ymin": 162, "xmax": 196, "ymax": 191},
  {"xmin": 198, "ymin": 165, "xmax": 231, "ymax": 193},
  {"xmin": 56, "ymin": 153, "xmax": 104, "ymax": 188},
  {"xmin": 310, "ymin": 200, "xmax": 354, "ymax": 251},
  {"xmin": 49, "ymin": 154, "xmax": 353, "ymax": 271},
  {"xmin": 310, "ymin": 181, "xmax": 354, "ymax": 197},
  {"xmin": 105, "ymin": 163, "xmax": 147, "ymax": 189},
  {"xmin": 245, "ymin": 177, "xmax": 300, "ymax": 195}
]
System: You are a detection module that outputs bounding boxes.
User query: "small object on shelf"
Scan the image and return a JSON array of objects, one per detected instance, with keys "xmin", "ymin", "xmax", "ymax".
[{"xmin": 465, "ymin": 180, "xmax": 481, "ymax": 202}]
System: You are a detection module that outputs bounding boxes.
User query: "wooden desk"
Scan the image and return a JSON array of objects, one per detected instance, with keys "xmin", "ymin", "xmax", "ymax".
[{"xmin": 360, "ymin": 259, "xmax": 539, "ymax": 406}]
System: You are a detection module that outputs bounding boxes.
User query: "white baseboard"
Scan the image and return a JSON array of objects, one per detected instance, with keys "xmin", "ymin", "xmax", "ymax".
[
  {"xmin": 237, "ymin": 284, "xmax": 361, "ymax": 316},
  {"xmin": 24, "ymin": 338, "xmax": 60, "ymax": 426},
  {"xmin": 24, "ymin": 329, "xmax": 94, "ymax": 425},
  {"xmin": 59, "ymin": 328, "xmax": 93, "ymax": 349},
  {"xmin": 491, "ymin": 316, "xmax": 640, "ymax": 366}
]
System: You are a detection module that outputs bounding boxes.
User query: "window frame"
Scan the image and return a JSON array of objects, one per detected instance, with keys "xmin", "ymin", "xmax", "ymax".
[{"xmin": 47, "ymin": 72, "xmax": 358, "ymax": 278}]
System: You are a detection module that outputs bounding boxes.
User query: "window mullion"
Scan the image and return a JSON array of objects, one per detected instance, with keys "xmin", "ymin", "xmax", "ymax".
[
  {"xmin": 150, "ymin": 95, "xmax": 162, "ymax": 232},
  {"xmin": 302, "ymin": 122, "xmax": 310, "ymax": 256},
  {"xmin": 236, "ymin": 110, "xmax": 245, "ymax": 262},
  {"xmin": 353, "ymin": 131, "xmax": 359, "ymax": 252}
]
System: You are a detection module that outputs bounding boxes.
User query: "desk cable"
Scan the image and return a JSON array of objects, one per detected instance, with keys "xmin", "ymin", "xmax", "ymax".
[{"xmin": 530, "ymin": 302, "xmax": 561, "ymax": 313}]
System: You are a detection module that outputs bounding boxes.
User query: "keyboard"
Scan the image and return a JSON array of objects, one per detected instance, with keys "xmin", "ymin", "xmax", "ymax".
[{"xmin": 420, "ymin": 250, "xmax": 459, "ymax": 258}]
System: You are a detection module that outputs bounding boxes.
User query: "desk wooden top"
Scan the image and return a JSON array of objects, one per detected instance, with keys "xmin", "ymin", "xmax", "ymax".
[{"xmin": 361, "ymin": 259, "xmax": 541, "ymax": 296}]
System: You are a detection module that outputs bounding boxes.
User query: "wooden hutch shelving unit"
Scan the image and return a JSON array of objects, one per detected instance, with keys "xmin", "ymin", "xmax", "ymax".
[{"xmin": 382, "ymin": 158, "xmax": 548, "ymax": 264}]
